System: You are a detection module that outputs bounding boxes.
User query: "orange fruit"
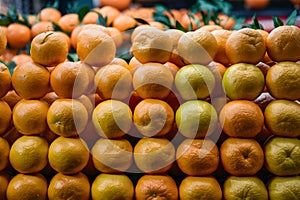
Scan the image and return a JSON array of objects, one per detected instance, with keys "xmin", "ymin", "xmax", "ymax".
[
  {"xmin": 179, "ymin": 176, "xmax": 222, "ymax": 200},
  {"xmin": 268, "ymin": 176, "xmax": 300, "ymax": 200},
  {"xmin": 48, "ymin": 172, "xmax": 90, "ymax": 200},
  {"xmin": 165, "ymin": 28, "xmax": 185, "ymax": 67},
  {"xmin": 0, "ymin": 63, "xmax": 11, "ymax": 98},
  {"xmin": 133, "ymin": 99, "xmax": 174, "ymax": 137},
  {"xmin": 264, "ymin": 100, "xmax": 300, "ymax": 137},
  {"xmin": 0, "ymin": 172, "xmax": 10, "ymax": 199},
  {"xmin": 107, "ymin": 27, "xmax": 123, "ymax": 48},
  {"xmin": 164, "ymin": 62, "xmax": 180, "ymax": 77},
  {"xmin": 38, "ymin": 7, "xmax": 62, "ymax": 23},
  {"xmin": 130, "ymin": 25, "xmax": 152, "ymax": 42},
  {"xmin": 57, "ymin": 13, "xmax": 79, "ymax": 33},
  {"xmin": 82, "ymin": 8, "xmax": 101, "ymax": 24},
  {"xmin": 40, "ymin": 91, "xmax": 59, "ymax": 105},
  {"xmin": 6, "ymin": 23, "xmax": 31, "ymax": 49},
  {"xmin": 245, "ymin": 0, "xmax": 270, "ymax": 9},
  {"xmin": 176, "ymin": 139, "xmax": 219, "ymax": 176},
  {"xmin": 31, "ymin": 21, "xmax": 54, "ymax": 38},
  {"xmin": 134, "ymin": 137, "xmax": 175, "ymax": 174},
  {"xmin": 13, "ymin": 99, "xmax": 49, "ymax": 135},
  {"xmin": 50, "ymin": 61, "xmax": 91, "ymax": 98},
  {"xmin": 131, "ymin": 28, "xmax": 173, "ymax": 63},
  {"xmin": 197, "ymin": 24, "xmax": 223, "ymax": 32},
  {"xmin": 2, "ymin": 126, "xmax": 22, "ymax": 145},
  {"xmin": 178, "ymin": 30, "xmax": 218, "ymax": 65},
  {"xmin": 91, "ymin": 138, "xmax": 133, "ymax": 173},
  {"xmin": 211, "ymin": 29, "xmax": 232, "ymax": 66},
  {"xmin": 128, "ymin": 56, "xmax": 143, "ymax": 73},
  {"xmin": 0, "ymin": 137, "xmax": 10, "ymax": 171},
  {"xmin": 132, "ymin": 62, "xmax": 174, "ymax": 99},
  {"xmin": 225, "ymin": 28, "xmax": 266, "ymax": 64},
  {"xmin": 12, "ymin": 61, "xmax": 50, "ymax": 99},
  {"xmin": 0, "ymin": 101, "xmax": 12, "ymax": 135},
  {"xmin": 135, "ymin": 174, "xmax": 178, "ymax": 200},
  {"xmin": 48, "ymin": 137, "xmax": 89, "ymax": 174},
  {"xmin": 0, "ymin": 48, "xmax": 17, "ymax": 63},
  {"xmin": 218, "ymin": 14, "xmax": 235, "ymax": 30},
  {"xmin": 110, "ymin": 57, "xmax": 129, "ymax": 68},
  {"xmin": 92, "ymin": 99, "xmax": 132, "ymax": 138},
  {"xmin": 99, "ymin": 6, "xmax": 121, "ymax": 26},
  {"xmin": 11, "ymin": 54, "xmax": 32, "ymax": 66},
  {"xmin": 55, "ymin": 31, "xmax": 71, "ymax": 51},
  {"xmin": 9, "ymin": 135, "xmax": 48, "ymax": 173},
  {"xmin": 220, "ymin": 137, "xmax": 264, "ymax": 176},
  {"xmin": 0, "ymin": 27, "xmax": 7, "ymax": 55},
  {"xmin": 6, "ymin": 173, "xmax": 48, "ymax": 200},
  {"xmin": 30, "ymin": 31, "xmax": 68, "ymax": 67},
  {"xmin": 266, "ymin": 61, "xmax": 300, "ymax": 100},
  {"xmin": 94, "ymin": 64, "xmax": 132, "ymax": 100},
  {"xmin": 101, "ymin": 0, "xmax": 132, "ymax": 11},
  {"xmin": 113, "ymin": 14, "xmax": 137, "ymax": 32},
  {"xmin": 219, "ymin": 100, "xmax": 264, "ymax": 138},
  {"xmin": 91, "ymin": 173, "xmax": 134, "ymax": 200},
  {"xmin": 70, "ymin": 25, "xmax": 82, "ymax": 50}
]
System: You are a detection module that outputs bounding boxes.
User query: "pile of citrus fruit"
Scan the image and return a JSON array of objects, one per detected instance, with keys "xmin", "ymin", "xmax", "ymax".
[{"xmin": 0, "ymin": 3, "xmax": 299, "ymax": 200}]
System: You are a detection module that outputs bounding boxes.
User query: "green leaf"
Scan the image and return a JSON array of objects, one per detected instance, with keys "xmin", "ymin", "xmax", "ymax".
[
  {"xmin": 153, "ymin": 13, "xmax": 171, "ymax": 27},
  {"xmin": 7, "ymin": 5, "xmax": 18, "ymax": 22},
  {"xmin": 155, "ymin": 4, "xmax": 169, "ymax": 14},
  {"xmin": 20, "ymin": 14, "xmax": 32, "ymax": 28},
  {"xmin": 67, "ymin": 53, "xmax": 79, "ymax": 62},
  {"xmin": 213, "ymin": 0, "xmax": 233, "ymax": 15},
  {"xmin": 231, "ymin": 17, "xmax": 245, "ymax": 30},
  {"xmin": 0, "ymin": 14, "xmax": 11, "ymax": 26},
  {"xmin": 272, "ymin": 16, "xmax": 284, "ymax": 28},
  {"xmin": 286, "ymin": 9, "xmax": 297, "ymax": 26},
  {"xmin": 95, "ymin": 12, "xmax": 108, "ymax": 26},
  {"xmin": 52, "ymin": 22, "xmax": 70, "ymax": 35},
  {"xmin": 175, "ymin": 21, "xmax": 186, "ymax": 32},
  {"xmin": 134, "ymin": 18, "xmax": 150, "ymax": 25},
  {"xmin": 46, "ymin": 0, "xmax": 59, "ymax": 9},
  {"xmin": 77, "ymin": 6, "xmax": 90, "ymax": 23},
  {"xmin": 7, "ymin": 61, "xmax": 16, "ymax": 75}
]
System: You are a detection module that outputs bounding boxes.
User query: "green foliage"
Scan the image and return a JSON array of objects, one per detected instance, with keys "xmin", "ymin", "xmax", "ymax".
[
  {"xmin": 0, "ymin": 60, "xmax": 16, "ymax": 76},
  {"xmin": 273, "ymin": 9, "xmax": 297, "ymax": 28},
  {"xmin": 244, "ymin": 14, "xmax": 264, "ymax": 30}
]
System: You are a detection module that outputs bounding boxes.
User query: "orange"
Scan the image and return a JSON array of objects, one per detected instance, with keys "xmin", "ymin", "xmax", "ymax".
[
  {"xmin": 76, "ymin": 25, "xmax": 116, "ymax": 67},
  {"xmin": 94, "ymin": 64, "xmax": 132, "ymax": 100},
  {"xmin": 40, "ymin": 91, "xmax": 59, "ymax": 105},
  {"xmin": 176, "ymin": 139, "xmax": 219, "ymax": 176},
  {"xmin": 12, "ymin": 61, "xmax": 50, "ymax": 99},
  {"xmin": 132, "ymin": 62, "xmax": 174, "ymax": 99},
  {"xmin": 218, "ymin": 14, "xmax": 235, "ymax": 30},
  {"xmin": 101, "ymin": 0, "xmax": 132, "ymax": 11},
  {"xmin": 266, "ymin": 61, "xmax": 300, "ymax": 100},
  {"xmin": 0, "ymin": 27, "xmax": 7, "ymax": 55},
  {"xmin": 57, "ymin": 13, "xmax": 79, "ymax": 33},
  {"xmin": 268, "ymin": 176, "xmax": 300, "ymax": 200},
  {"xmin": 264, "ymin": 100, "xmax": 300, "ymax": 137},
  {"xmin": 256, "ymin": 29, "xmax": 273, "ymax": 63},
  {"xmin": 267, "ymin": 25, "xmax": 300, "ymax": 62},
  {"xmin": 55, "ymin": 31, "xmax": 71, "ymax": 51},
  {"xmin": 0, "ymin": 63, "xmax": 11, "ymax": 98},
  {"xmin": 179, "ymin": 176, "xmax": 222, "ymax": 200},
  {"xmin": 82, "ymin": 8, "xmax": 101, "ymax": 24},
  {"xmin": 165, "ymin": 28, "xmax": 185, "ymax": 67},
  {"xmin": 110, "ymin": 57, "xmax": 129, "ymax": 68},
  {"xmin": 128, "ymin": 56, "xmax": 143, "ymax": 73},
  {"xmin": 1, "ymin": 90, "xmax": 20, "ymax": 108},
  {"xmin": 48, "ymin": 137, "xmax": 89, "ymax": 174},
  {"xmin": 178, "ymin": 30, "xmax": 218, "ymax": 65},
  {"xmin": 31, "ymin": 21, "xmax": 54, "ymax": 38},
  {"xmin": 0, "ymin": 137, "xmax": 10, "ymax": 171},
  {"xmin": 133, "ymin": 99, "xmax": 174, "ymax": 137},
  {"xmin": 180, "ymin": 13, "xmax": 200, "ymax": 31},
  {"xmin": 134, "ymin": 137, "xmax": 175, "ymax": 174},
  {"xmin": 70, "ymin": 25, "xmax": 82, "ymax": 50},
  {"xmin": 0, "ymin": 48, "xmax": 17, "ymax": 63},
  {"xmin": 48, "ymin": 172, "xmax": 90, "ymax": 200},
  {"xmin": 135, "ymin": 174, "xmax": 178, "ymax": 200},
  {"xmin": 226, "ymin": 28, "xmax": 266, "ymax": 64},
  {"xmin": 13, "ymin": 99, "xmax": 49, "ymax": 135},
  {"xmin": 91, "ymin": 173, "xmax": 134, "ymax": 200},
  {"xmin": 164, "ymin": 62, "xmax": 180, "ymax": 77},
  {"xmin": 245, "ymin": 0, "xmax": 270, "ymax": 9},
  {"xmin": 211, "ymin": 29, "xmax": 232, "ymax": 66},
  {"xmin": 197, "ymin": 24, "xmax": 223, "ymax": 32},
  {"xmin": 0, "ymin": 100, "xmax": 12, "ymax": 135},
  {"xmin": 149, "ymin": 21, "xmax": 165, "ymax": 30},
  {"xmin": 2, "ymin": 126, "xmax": 22, "ymax": 145},
  {"xmin": 0, "ymin": 172, "xmax": 10, "ymax": 199},
  {"xmin": 30, "ymin": 31, "xmax": 68, "ymax": 67},
  {"xmin": 107, "ymin": 27, "xmax": 123, "ymax": 48},
  {"xmin": 11, "ymin": 54, "xmax": 32, "ymax": 66},
  {"xmin": 220, "ymin": 137, "xmax": 264, "ymax": 176},
  {"xmin": 113, "ymin": 14, "xmax": 137, "ymax": 32},
  {"xmin": 6, "ymin": 173, "xmax": 48, "ymax": 200},
  {"xmin": 6, "ymin": 23, "xmax": 31, "ymax": 49},
  {"xmin": 9, "ymin": 135, "xmax": 48, "ymax": 173},
  {"xmin": 219, "ymin": 100, "xmax": 264, "ymax": 138},
  {"xmin": 92, "ymin": 99, "xmax": 132, "ymax": 138},
  {"xmin": 50, "ymin": 61, "xmax": 91, "ymax": 98},
  {"xmin": 91, "ymin": 138, "xmax": 133, "ymax": 173},
  {"xmin": 99, "ymin": 6, "xmax": 121, "ymax": 26},
  {"xmin": 131, "ymin": 28, "xmax": 173, "ymax": 64},
  {"xmin": 38, "ymin": 7, "xmax": 61, "ymax": 23},
  {"xmin": 130, "ymin": 25, "xmax": 152, "ymax": 42}
]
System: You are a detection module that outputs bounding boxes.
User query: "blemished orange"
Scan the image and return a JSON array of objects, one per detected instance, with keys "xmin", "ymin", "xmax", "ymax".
[
  {"xmin": 38, "ymin": 7, "xmax": 62, "ymax": 23},
  {"xmin": 99, "ymin": 6, "xmax": 121, "ymax": 25},
  {"xmin": 48, "ymin": 172, "xmax": 90, "ymax": 200},
  {"xmin": 219, "ymin": 100, "xmax": 264, "ymax": 138},
  {"xmin": 13, "ymin": 99, "xmax": 49, "ymax": 135},
  {"xmin": 178, "ymin": 30, "xmax": 218, "ymax": 65},
  {"xmin": 48, "ymin": 137, "xmax": 89, "ymax": 174},
  {"xmin": 266, "ymin": 61, "xmax": 300, "ymax": 100},
  {"xmin": 1, "ymin": 90, "xmax": 22, "ymax": 109},
  {"xmin": 12, "ymin": 61, "xmax": 50, "ymax": 99},
  {"xmin": 9, "ymin": 135, "xmax": 48, "ymax": 173},
  {"xmin": 91, "ymin": 138, "xmax": 133, "ymax": 173},
  {"xmin": 0, "ymin": 172, "xmax": 10, "ymax": 199},
  {"xmin": 176, "ymin": 139, "xmax": 219, "ymax": 176},
  {"xmin": 264, "ymin": 100, "xmax": 300, "ymax": 137},
  {"xmin": 101, "ymin": 0, "xmax": 132, "ymax": 11},
  {"xmin": 47, "ymin": 99, "xmax": 88, "ymax": 137},
  {"xmin": 133, "ymin": 99, "xmax": 174, "ymax": 137},
  {"xmin": 0, "ymin": 27, "xmax": 7, "ymax": 55},
  {"xmin": 57, "ymin": 13, "xmax": 79, "ymax": 33},
  {"xmin": 179, "ymin": 176, "xmax": 222, "ymax": 200},
  {"xmin": 30, "ymin": 31, "xmax": 68, "ymax": 67},
  {"xmin": 50, "ymin": 61, "xmax": 91, "ymax": 98},
  {"xmin": 134, "ymin": 138, "xmax": 175, "ymax": 174},
  {"xmin": 131, "ymin": 28, "xmax": 173, "ymax": 64},
  {"xmin": 211, "ymin": 29, "xmax": 232, "ymax": 66},
  {"xmin": 0, "ymin": 63, "xmax": 11, "ymax": 98},
  {"xmin": 225, "ymin": 28, "xmax": 266, "ymax": 64},
  {"xmin": 133, "ymin": 62, "xmax": 174, "ymax": 99},
  {"xmin": 91, "ymin": 173, "xmax": 134, "ymax": 200},
  {"xmin": 0, "ymin": 137, "xmax": 10, "ymax": 171},
  {"xmin": 11, "ymin": 54, "xmax": 32, "ymax": 66},
  {"xmin": 31, "ymin": 21, "xmax": 54, "ymax": 38},
  {"xmin": 135, "ymin": 174, "xmax": 178, "ymax": 200},
  {"xmin": 220, "ymin": 137, "xmax": 264, "ymax": 176},
  {"xmin": 94, "ymin": 64, "xmax": 132, "ymax": 100},
  {"xmin": 6, "ymin": 173, "xmax": 48, "ymax": 200},
  {"xmin": 6, "ymin": 23, "xmax": 31, "ymax": 49}
]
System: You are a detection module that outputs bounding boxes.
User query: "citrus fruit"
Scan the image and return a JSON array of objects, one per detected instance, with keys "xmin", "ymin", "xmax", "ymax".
[
  {"xmin": 220, "ymin": 137, "xmax": 264, "ymax": 176},
  {"xmin": 175, "ymin": 64, "xmax": 216, "ymax": 100},
  {"xmin": 268, "ymin": 176, "xmax": 300, "ymax": 200},
  {"xmin": 99, "ymin": 6, "xmax": 121, "ymax": 25},
  {"xmin": 0, "ymin": 27, "xmax": 7, "ymax": 55},
  {"xmin": 211, "ymin": 29, "xmax": 232, "ymax": 66},
  {"xmin": 48, "ymin": 172, "xmax": 90, "ymax": 200},
  {"xmin": 9, "ymin": 136, "xmax": 48, "ymax": 173},
  {"xmin": 92, "ymin": 99, "xmax": 132, "ymax": 138},
  {"xmin": 245, "ymin": 0, "xmax": 270, "ymax": 9},
  {"xmin": 164, "ymin": 28, "xmax": 185, "ymax": 67},
  {"xmin": 197, "ymin": 24, "xmax": 223, "ymax": 32},
  {"xmin": 38, "ymin": 7, "xmax": 61, "ymax": 23},
  {"xmin": 57, "ymin": 13, "xmax": 79, "ymax": 33},
  {"xmin": 0, "ymin": 63, "xmax": 10, "ymax": 98},
  {"xmin": 91, "ymin": 173, "xmax": 134, "ymax": 200},
  {"xmin": 0, "ymin": 172, "xmax": 10, "ymax": 199},
  {"xmin": 48, "ymin": 137, "xmax": 89, "ymax": 174},
  {"xmin": 176, "ymin": 139, "xmax": 219, "ymax": 176},
  {"xmin": 219, "ymin": 100, "xmax": 264, "ymax": 138},
  {"xmin": 30, "ymin": 21, "xmax": 54, "ymax": 38},
  {"xmin": 175, "ymin": 100, "xmax": 218, "ymax": 138},
  {"xmin": 0, "ymin": 137, "xmax": 9, "ymax": 171},
  {"xmin": 107, "ymin": 27, "xmax": 123, "ymax": 48},
  {"xmin": 11, "ymin": 54, "xmax": 32, "ymax": 66},
  {"xmin": 47, "ymin": 99, "xmax": 88, "ymax": 137},
  {"xmin": 101, "ymin": 0, "xmax": 132, "ymax": 11},
  {"xmin": 91, "ymin": 138, "xmax": 133, "ymax": 173},
  {"xmin": 6, "ymin": 23, "xmax": 31, "ymax": 49},
  {"xmin": 113, "ymin": 14, "xmax": 137, "ymax": 32},
  {"xmin": 0, "ymin": 100, "xmax": 12, "ymax": 135}
]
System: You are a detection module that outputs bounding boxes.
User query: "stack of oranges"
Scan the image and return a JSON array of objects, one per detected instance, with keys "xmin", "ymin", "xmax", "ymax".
[{"xmin": 0, "ymin": 3, "xmax": 299, "ymax": 200}]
